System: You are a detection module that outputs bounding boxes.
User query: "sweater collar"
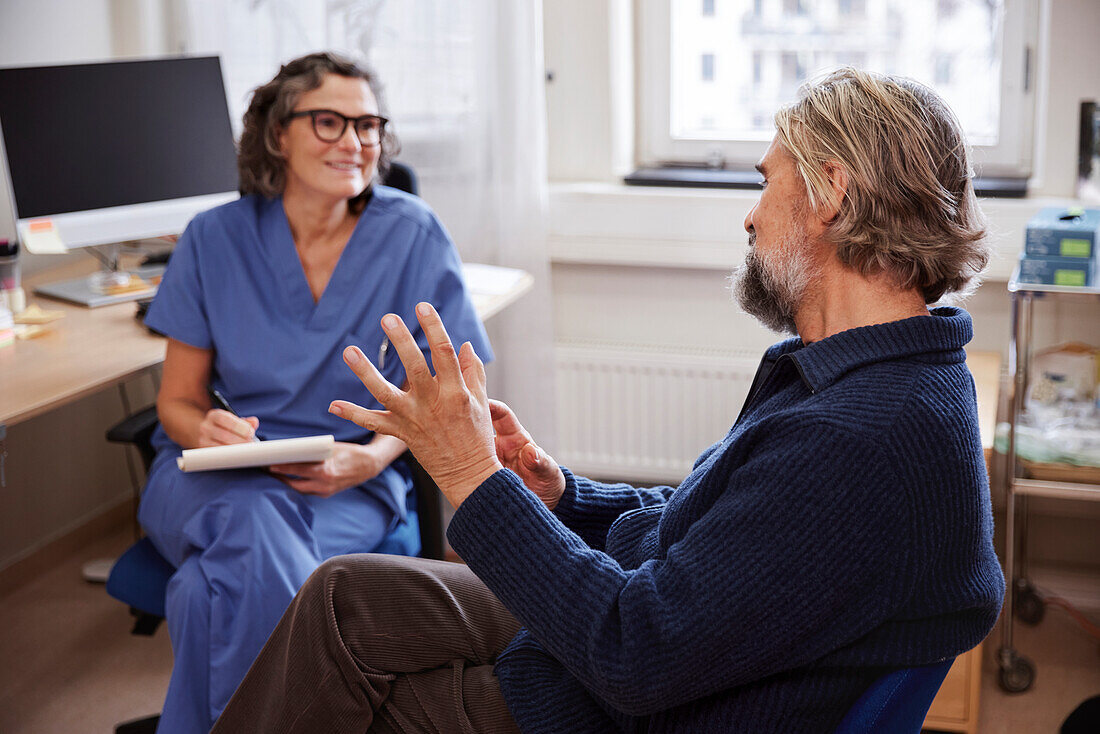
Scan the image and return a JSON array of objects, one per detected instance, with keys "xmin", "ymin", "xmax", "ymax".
[{"xmin": 764, "ymin": 307, "xmax": 973, "ymax": 393}]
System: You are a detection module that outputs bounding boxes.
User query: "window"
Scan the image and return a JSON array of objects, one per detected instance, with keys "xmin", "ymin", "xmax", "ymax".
[
  {"xmin": 839, "ymin": 0, "xmax": 868, "ymax": 16},
  {"xmin": 935, "ymin": 54, "xmax": 954, "ymax": 85},
  {"xmin": 780, "ymin": 51, "xmax": 806, "ymax": 93},
  {"xmin": 639, "ymin": 0, "xmax": 1038, "ymax": 177},
  {"xmin": 938, "ymin": 0, "xmax": 962, "ymax": 18},
  {"xmin": 783, "ymin": 0, "xmax": 808, "ymax": 15},
  {"xmin": 701, "ymin": 53, "xmax": 716, "ymax": 81}
]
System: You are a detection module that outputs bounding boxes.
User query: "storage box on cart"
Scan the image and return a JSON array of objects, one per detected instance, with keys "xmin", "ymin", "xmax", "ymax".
[
  {"xmin": 1025, "ymin": 206, "xmax": 1100, "ymax": 259},
  {"xmin": 1016, "ymin": 253, "xmax": 1098, "ymax": 287}
]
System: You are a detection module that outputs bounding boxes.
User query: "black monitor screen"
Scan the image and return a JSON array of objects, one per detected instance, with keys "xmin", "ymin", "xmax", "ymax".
[{"xmin": 0, "ymin": 56, "xmax": 238, "ymax": 219}]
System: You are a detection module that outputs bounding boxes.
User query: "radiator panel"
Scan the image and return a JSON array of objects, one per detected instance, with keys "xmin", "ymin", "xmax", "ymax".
[{"xmin": 555, "ymin": 342, "xmax": 760, "ymax": 483}]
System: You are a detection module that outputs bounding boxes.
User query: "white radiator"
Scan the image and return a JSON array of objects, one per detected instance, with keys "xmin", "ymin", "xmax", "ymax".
[{"xmin": 555, "ymin": 340, "xmax": 761, "ymax": 484}]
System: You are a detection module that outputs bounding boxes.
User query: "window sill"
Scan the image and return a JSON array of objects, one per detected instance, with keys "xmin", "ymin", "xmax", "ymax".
[
  {"xmin": 624, "ymin": 167, "xmax": 761, "ymax": 190},
  {"xmin": 624, "ymin": 167, "xmax": 1028, "ymax": 198},
  {"xmin": 548, "ymin": 181, "xmax": 1084, "ymax": 280}
]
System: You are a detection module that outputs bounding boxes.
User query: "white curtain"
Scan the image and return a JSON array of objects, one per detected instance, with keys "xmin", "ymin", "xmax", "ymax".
[{"xmin": 177, "ymin": 0, "xmax": 558, "ymax": 450}]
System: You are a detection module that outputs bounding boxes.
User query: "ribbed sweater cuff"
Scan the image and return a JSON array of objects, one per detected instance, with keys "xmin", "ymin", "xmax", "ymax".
[
  {"xmin": 448, "ymin": 469, "xmax": 582, "ymax": 585},
  {"xmin": 549, "ymin": 467, "xmax": 582, "ymax": 523}
]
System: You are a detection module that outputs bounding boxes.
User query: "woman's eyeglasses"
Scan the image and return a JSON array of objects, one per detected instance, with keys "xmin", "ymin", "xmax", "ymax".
[{"xmin": 285, "ymin": 109, "xmax": 388, "ymax": 146}]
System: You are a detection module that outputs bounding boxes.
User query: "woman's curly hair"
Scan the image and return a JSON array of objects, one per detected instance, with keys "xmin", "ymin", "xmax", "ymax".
[{"xmin": 237, "ymin": 51, "xmax": 399, "ymax": 213}]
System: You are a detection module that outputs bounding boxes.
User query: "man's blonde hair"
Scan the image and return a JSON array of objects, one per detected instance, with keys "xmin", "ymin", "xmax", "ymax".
[{"xmin": 774, "ymin": 67, "xmax": 989, "ymax": 303}]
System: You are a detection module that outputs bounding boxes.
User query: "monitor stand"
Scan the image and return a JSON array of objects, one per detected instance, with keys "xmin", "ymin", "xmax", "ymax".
[
  {"xmin": 34, "ymin": 264, "xmax": 165, "ymax": 307},
  {"xmin": 32, "ymin": 242, "xmax": 167, "ymax": 308}
]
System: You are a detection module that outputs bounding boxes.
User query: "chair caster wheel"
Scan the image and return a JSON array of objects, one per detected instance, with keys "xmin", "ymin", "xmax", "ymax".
[
  {"xmin": 998, "ymin": 651, "xmax": 1035, "ymax": 693},
  {"xmin": 1014, "ymin": 580, "xmax": 1045, "ymax": 626}
]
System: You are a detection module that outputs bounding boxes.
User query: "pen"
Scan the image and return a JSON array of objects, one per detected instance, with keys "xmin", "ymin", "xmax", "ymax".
[
  {"xmin": 208, "ymin": 387, "xmax": 262, "ymax": 441},
  {"xmin": 378, "ymin": 336, "xmax": 389, "ymax": 370}
]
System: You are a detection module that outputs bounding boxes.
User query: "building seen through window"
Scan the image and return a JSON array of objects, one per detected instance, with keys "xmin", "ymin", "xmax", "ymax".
[
  {"xmin": 670, "ymin": 0, "xmax": 1003, "ymax": 147},
  {"xmin": 702, "ymin": 52, "xmax": 716, "ymax": 81}
]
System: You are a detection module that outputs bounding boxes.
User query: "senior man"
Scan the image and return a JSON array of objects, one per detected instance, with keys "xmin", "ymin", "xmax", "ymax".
[{"xmin": 213, "ymin": 68, "xmax": 1005, "ymax": 733}]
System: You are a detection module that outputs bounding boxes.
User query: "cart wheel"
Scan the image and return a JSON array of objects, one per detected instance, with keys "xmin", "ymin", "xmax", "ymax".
[
  {"xmin": 998, "ymin": 654, "xmax": 1035, "ymax": 693},
  {"xmin": 1014, "ymin": 581, "xmax": 1045, "ymax": 626}
]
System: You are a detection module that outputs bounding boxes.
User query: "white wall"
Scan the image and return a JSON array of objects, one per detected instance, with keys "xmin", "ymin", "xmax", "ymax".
[
  {"xmin": 1033, "ymin": 0, "xmax": 1100, "ymax": 197},
  {"xmin": 0, "ymin": 1, "xmax": 114, "ymax": 66}
]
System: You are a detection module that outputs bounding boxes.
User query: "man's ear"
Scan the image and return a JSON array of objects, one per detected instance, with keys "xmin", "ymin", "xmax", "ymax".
[{"xmin": 818, "ymin": 161, "xmax": 849, "ymax": 223}]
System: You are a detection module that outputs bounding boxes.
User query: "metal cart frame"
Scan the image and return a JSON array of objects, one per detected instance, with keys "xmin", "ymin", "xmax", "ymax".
[{"xmin": 998, "ymin": 272, "xmax": 1100, "ymax": 693}]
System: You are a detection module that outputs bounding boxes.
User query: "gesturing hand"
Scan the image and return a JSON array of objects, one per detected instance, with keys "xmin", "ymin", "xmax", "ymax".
[
  {"xmin": 329, "ymin": 302, "xmax": 503, "ymax": 508},
  {"xmin": 489, "ymin": 399, "xmax": 565, "ymax": 511}
]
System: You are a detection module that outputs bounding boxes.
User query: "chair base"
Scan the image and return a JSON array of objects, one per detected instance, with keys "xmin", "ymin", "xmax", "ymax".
[
  {"xmin": 116, "ymin": 714, "xmax": 160, "ymax": 734},
  {"xmin": 129, "ymin": 606, "xmax": 165, "ymax": 636}
]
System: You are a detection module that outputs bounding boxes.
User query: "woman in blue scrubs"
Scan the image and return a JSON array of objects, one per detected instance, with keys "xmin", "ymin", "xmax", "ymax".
[{"xmin": 138, "ymin": 52, "xmax": 492, "ymax": 733}]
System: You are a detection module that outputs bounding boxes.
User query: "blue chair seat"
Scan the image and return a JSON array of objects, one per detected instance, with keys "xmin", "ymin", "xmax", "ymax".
[
  {"xmin": 106, "ymin": 512, "xmax": 423, "ymax": 626},
  {"xmin": 834, "ymin": 658, "xmax": 955, "ymax": 734},
  {"xmin": 106, "ymin": 537, "xmax": 173, "ymax": 621}
]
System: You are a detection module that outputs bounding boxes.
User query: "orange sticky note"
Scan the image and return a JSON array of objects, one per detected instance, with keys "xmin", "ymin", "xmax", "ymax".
[{"xmin": 19, "ymin": 219, "xmax": 67, "ymax": 254}]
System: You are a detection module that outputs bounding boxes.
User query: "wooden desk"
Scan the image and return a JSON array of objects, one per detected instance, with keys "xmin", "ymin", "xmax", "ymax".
[
  {"xmin": 967, "ymin": 350, "xmax": 1002, "ymax": 469},
  {"xmin": 1, "ymin": 260, "xmax": 165, "ymax": 427},
  {"xmin": 923, "ymin": 350, "xmax": 1002, "ymax": 734},
  {"xmin": 1, "ymin": 259, "xmax": 533, "ymax": 428}
]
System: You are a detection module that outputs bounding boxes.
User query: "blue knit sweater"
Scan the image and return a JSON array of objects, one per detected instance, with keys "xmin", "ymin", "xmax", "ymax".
[{"xmin": 447, "ymin": 307, "xmax": 1004, "ymax": 733}]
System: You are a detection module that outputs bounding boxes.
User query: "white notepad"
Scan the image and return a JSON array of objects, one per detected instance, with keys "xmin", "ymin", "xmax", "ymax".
[{"xmin": 176, "ymin": 435, "xmax": 335, "ymax": 472}]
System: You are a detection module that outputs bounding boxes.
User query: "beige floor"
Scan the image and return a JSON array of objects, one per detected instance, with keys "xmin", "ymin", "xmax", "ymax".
[
  {"xmin": 0, "ymin": 530, "xmax": 172, "ymax": 734},
  {"xmin": 0, "ymin": 528, "xmax": 1097, "ymax": 734},
  {"xmin": 974, "ymin": 603, "xmax": 1100, "ymax": 734}
]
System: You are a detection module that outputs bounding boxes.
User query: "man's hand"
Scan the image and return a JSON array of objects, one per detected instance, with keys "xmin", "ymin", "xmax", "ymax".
[
  {"xmin": 270, "ymin": 441, "xmax": 388, "ymax": 497},
  {"xmin": 489, "ymin": 399, "xmax": 565, "ymax": 511},
  {"xmin": 197, "ymin": 409, "xmax": 259, "ymax": 447},
  {"xmin": 329, "ymin": 303, "xmax": 503, "ymax": 508}
]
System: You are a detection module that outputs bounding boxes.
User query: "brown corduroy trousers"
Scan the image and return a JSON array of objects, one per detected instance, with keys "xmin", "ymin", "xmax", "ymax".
[{"xmin": 211, "ymin": 554, "xmax": 522, "ymax": 733}]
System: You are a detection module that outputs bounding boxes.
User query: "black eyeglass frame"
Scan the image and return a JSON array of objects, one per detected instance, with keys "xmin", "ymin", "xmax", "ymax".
[{"xmin": 284, "ymin": 109, "xmax": 389, "ymax": 145}]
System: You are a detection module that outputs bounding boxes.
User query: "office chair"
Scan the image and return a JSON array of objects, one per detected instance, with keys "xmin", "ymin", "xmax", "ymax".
[{"xmin": 833, "ymin": 658, "xmax": 955, "ymax": 734}]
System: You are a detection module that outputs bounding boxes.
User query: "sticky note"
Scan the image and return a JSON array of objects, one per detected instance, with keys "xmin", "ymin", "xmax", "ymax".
[{"xmin": 18, "ymin": 219, "xmax": 68, "ymax": 254}]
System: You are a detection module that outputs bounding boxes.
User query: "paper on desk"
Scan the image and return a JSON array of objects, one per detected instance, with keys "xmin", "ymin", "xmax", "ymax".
[
  {"xmin": 15, "ymin": 323, "xmax": 49, "ymax": 339},
  {"xmin": 18, "ymin": 219, "xmax": 68, "ymax": 254},
  {"xmin": 177, "ymin": 435, "xmax": 335, "ymax": 472},
  {"xmin": 14, "ymin": 304, "xmax": 65, "ymax": 325},
  {"xmin": 462, "ymin": 263, "xmax": 528, "ymax": 296}
]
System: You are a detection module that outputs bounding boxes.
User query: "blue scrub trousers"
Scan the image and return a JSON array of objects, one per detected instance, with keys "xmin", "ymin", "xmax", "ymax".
[{"xmin": 138, "ymin": 450, "xmax": 416, "ymax": 733}]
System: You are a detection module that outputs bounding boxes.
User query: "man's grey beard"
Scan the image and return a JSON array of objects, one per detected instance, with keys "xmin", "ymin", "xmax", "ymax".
[{"xmin": 730, "ymin": 231, "xmax": 815, "ymax": 336}]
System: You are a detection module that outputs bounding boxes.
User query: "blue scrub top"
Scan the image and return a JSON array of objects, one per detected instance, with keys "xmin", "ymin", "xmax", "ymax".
[{"xmin": 145, "ymin": 187, "xmax": 493, "ymax": 513}]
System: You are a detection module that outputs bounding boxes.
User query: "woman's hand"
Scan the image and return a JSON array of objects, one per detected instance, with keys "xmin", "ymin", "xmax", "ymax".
[
  {"xmin": 489, "ymin": 399, "xmax": 565, "ymax": 511},
  {"xmin": 197, "ymin": 409, "xmax": 260, "ymax": 447},
  {"xmin": 270, "ymin": 441, "xmax": 389, "ymax": 497},
  {"xmin": 329, "ymin": 303, "xmax": 502, "ymax": 508}
]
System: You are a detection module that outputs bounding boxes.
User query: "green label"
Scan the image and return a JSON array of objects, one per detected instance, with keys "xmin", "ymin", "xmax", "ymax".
[
  {"xmin": 1053, "ymin": 269, "xmax": 1087, "ymax": 286},
  {"xmin": 1059, "ymin": 238, "xmax": 1092, "ymax": 257}
]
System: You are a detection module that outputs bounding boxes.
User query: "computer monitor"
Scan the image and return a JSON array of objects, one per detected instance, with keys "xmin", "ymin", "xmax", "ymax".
[{"xmin": 0, "ymin": 56, "xmax": 239, "ymax": 255}]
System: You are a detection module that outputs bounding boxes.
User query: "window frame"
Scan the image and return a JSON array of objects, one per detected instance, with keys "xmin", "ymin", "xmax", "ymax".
[{"xmin": 635, "ymin": 0, "xmax": 1039, "ymax": 178}]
